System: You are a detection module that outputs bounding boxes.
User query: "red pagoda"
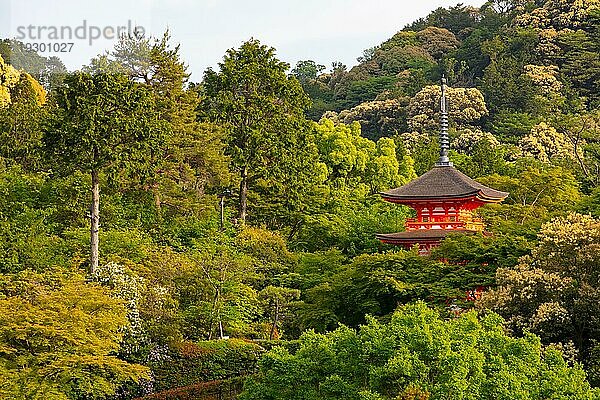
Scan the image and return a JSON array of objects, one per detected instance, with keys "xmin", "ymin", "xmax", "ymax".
[{"xmin": 376, "ymin": 79, "xmax": 508, "ymax": 253}]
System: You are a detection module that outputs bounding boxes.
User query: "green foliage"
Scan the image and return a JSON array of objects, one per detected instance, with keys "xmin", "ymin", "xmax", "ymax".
[
  {"xmin": 241, "ymin": 302, "xmax": 598, "ymax": 400},
  {"xmin": 201, "ymin": 38, "xmax": 314, "ymax": 225},
  {"xmin": 291, "ymin": 60, "xmax": 326, "ymax": 83},
  {"xmin": 259, "ymin": 286, "xmax": 301, "ymax": 339},
  {"xmin": 294, "ymin": 249, "xmax": 502, "ymax": 330},
  {"xmin": 408, "ymin": 85, "xmax": 488, "ymax": 132},
  {"xmin": 0, "ymin": 167, "xmax": 90, "ymax": 273},
  {"xmin": 0, "ymin": 39, "xmax": 66, "ymax": 90},
  {"xmin": 335, "ymin": 98, "xmax": 409, "ymax": 141},
  {"xmin": 45, "ymin": 72, "xmax": 166, "ymax": 178},
  {"xmin": 432, "ymin": 232, "xmax": 532, "ymax": 270},
  {"xmin": 137, "ymin": 377, "xmax": 244, "ymax": 400},
  {"xmin": 4, "ymin": 2, "xmax": 600, "ymax": 396},
  {"xmin": 150, "ymin": 339, "xmax": 263, "ymax": 391},
  {"xmin": 480, "ymin": 213, "xmax": 600, "ymax": 383},
  {"xmin": 0, "ymin": 68, "xmax": 46, "ymax": 169},
  {"xmin": 477, "ymin": 162, "xmax": 581, "ymax": 236},
  {"xmin": 90, "ymin": 31, "xmax": 231, "ymax": 212},
  {"xmin": 275, "ymin": 118, "xmax": 415, "ymax": 255},
  {"xmin": 0, "ymin": 269, "xmax": 148, "ymax": 399}
]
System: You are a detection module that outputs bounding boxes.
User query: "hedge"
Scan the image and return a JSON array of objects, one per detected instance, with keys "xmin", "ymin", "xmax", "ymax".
[
  {"xmin": 135, "ymin": 376, "xmax": 245, "ymax": 400},
  {"xmin": 150, "ymin": 339, "xmax": 264, "ymax": 392}
]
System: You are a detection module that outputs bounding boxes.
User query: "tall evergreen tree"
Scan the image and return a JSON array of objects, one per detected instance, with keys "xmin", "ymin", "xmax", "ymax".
[
  {"xmin": 200, "ymin": 39, "xmax": 313, "ymax": 224},
  {"xmin": 88, "ymin": 32, "xmax": 230, "ymax": 214},
  {"xmin": 44, "ymin": 72, "xmax": 166, "ymax": 273}
]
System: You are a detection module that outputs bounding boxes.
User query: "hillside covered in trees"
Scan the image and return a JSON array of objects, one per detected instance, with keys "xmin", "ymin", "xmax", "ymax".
[{"xmin": 1, "ymin": 1, "xmax": 600, "ymax": 399}]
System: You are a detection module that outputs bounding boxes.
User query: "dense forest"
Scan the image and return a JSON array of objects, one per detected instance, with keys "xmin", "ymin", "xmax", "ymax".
[{"xmin": 1, "ymin": 0, "xmax": 600, "ymax": 399}]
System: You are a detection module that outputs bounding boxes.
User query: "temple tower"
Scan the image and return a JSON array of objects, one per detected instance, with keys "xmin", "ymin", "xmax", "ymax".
[{"xmin": 376, "ymin": 78, "xmax": 508, "ymax": 253}]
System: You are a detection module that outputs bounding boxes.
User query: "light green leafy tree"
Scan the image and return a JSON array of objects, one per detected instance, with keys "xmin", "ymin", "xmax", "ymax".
[
  {"xmin": 0, "ymin": 269, "xmax": 148, "ymax": 399},
  {"xmin": 241, "ymin": 302, "xmax": 598, "ymax": 400},
  {"xmin": 477, "ymin": 162, "xmax": 581, "ymax": 235},
  {"xmin": 479, "ymin": 213, "xmax": 600, "ymax": 382}
]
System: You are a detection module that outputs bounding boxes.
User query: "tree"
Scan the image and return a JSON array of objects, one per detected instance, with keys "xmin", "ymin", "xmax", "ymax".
[
  {"xmin": 88, "ymin": 31, "xmax": 230, "ymax": 214},
  {"xmin": 44, "ymin": 72, "xmax": 166, "ymax": 273},
  {"xmin": 0, "ymin": 39, "xmax": 67, "ymax": 90},
  {"xmin": 335, "ymin": 98, "xmax": 409, "ymax": 141},
  {"xmin": 479, "ymin": 31, "xmax": 538, "ymax": 114},
  {"xmin": 181, "ymin": 235, "xmax": 260, "ymax": 340},
  {"xmin": 476, "ymin": 162, "xmax": 581, "ymax": 236},
  {"xmin": 0, "ymin": 54, "xmax": 20, "ymax": 107},
  {"xmin": 554, "ymin": 112, "xmax": 600, "ymax": 189},
  {"xmin": 91, "ymin": 261, "xmax": 180, "ymax": 363},
  {"xmin": 452, "ymin": 128, "xmax": 500, "ymax": 155},
  {"xmin": 295, "ymin": 248, "xmax": 501, "ymax": 329},
  {"xmin": 520, "ymin": 122, "xmax": 578, "ymax": 162},
  {"xmin": 201, "ymin": 39, "xmax": 312, "ymax": 224},
  {"xmin": 479, "ymin": 213, "xmax": 600, "ymax": 380},
  {"xmin": 0, "ymin": 269, "xmax": 148, "ymax": 399},
  {"xmin": 407, "ymin": 85, "xmax": 488, "ymax": 132},
  {"xmin": 415, "ymin": 26, "xmax": 460, "ymax": 59},
  {"xmin": 405, "ymin": 4, "xmax": 481, "ymax": 38},
  {"xmin": 240, "ymin": 302, "xmax": 598, "ymax": 400},
  {"xmin": 479, "ymin": 163, "xmax": 580, "ymax": 211},
  {"xmin": 259, "ymin": 286, "xmax": 300, "ymax": 340},
  {"xmin": 0, "ymin": 55, "xmax": 46, "ymax": 169},
  {"xmin": 311, "ymin": 118, "xmax": 412, "ymax": 192},
  {"xmin": 291, "ymin": 60, "xmax": 326, "ymax": 83}
]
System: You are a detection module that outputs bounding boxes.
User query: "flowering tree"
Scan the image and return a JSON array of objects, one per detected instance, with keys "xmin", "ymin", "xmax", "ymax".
[
  {"xmin": 452, "ymin": 128, "xmax": 500, "ymax": 155},
  {"xmin": 479, "ymin": 213, "xmax": 600, "ymax": 380},
  {"xmin": 408, "ymin": 85, "xmax": 488, "ymax": 131},
  {"xmin": 520, "ymin": 122, "xmax": 579, "ymax": 162}
]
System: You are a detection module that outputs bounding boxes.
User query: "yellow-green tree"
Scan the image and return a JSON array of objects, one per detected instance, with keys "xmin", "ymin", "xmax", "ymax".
[
  {"xmin": 0, "ymin": 54, "xmax": 19, "ymax": 107},
  {"xmin": 0, "ymin": 269, "xmax": 148, "ymax": 399},
  {"xmin": 0, "ymin": 69, "xmax": 46, "ymax": 169}
]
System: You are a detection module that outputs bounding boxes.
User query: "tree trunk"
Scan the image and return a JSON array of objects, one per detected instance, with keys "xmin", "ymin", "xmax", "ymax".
[
  {"xmin": 90, "ymin": 169, "xmax": 100, "ymax": 274},
  {"xmin": 238, "ymin": 166, "xmax": 248, "ymax": 224},
  {"xmin": 270, "ymin": 300, "xmax": 279, "ymax": 340},
  {"xmin": 220, "ymin": 196, "xmax": 225, "ymax": 230},
  {"xmin": 208, "ymin": 287, "xmax": 220, "ymax": 340},
  {"xmin": 153, "ymin": 188, "xmax": 163, "ymax": 223}
]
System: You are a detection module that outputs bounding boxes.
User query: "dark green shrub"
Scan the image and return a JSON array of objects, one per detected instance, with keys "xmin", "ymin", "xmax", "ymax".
[
  {"xmin": 151, "ymin": 339, "xmax": 264, "ymax": 391},
  {"xmin": 135, "ymin": 377, "xmax": 245, "ymax": 400}
]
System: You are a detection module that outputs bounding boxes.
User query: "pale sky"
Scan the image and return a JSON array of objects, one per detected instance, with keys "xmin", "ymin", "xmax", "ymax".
[{"xmin": 1, "ymin": 0, "xmax": 486, "ymax": 81}]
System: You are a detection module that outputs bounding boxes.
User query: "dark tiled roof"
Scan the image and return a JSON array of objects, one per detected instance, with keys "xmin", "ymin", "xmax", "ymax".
[
  {"xmin": 381, "ymin": 166, "xmax": 508, "ymax": 201},
  {"xmin": 376, "ymin": 229, "xmax": 477, "ymax": 242}
]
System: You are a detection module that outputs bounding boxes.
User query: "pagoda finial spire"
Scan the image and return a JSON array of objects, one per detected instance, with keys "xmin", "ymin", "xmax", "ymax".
[{"xmin": 436, "ymin": 76, "xmax": 453, "ymax": 167}]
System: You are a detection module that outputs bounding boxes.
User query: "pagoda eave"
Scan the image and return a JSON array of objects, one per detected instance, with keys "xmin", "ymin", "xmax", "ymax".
[
  {"xmin": 376, "ymin": 229, "xmax": 480, "ymax": 246},
  {"xmin": 380, "ymin": 191, "xmax": 506, "ymax": 206},
  {"xmin": 375, "ymin": 79, "xmax": 509, "ymax": 255}
]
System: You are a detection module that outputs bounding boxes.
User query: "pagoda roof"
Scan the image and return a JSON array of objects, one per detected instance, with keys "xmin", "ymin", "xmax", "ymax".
[{"xmin": 381, "ymin": 165, "xmax": 508, "ymax": 203}]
